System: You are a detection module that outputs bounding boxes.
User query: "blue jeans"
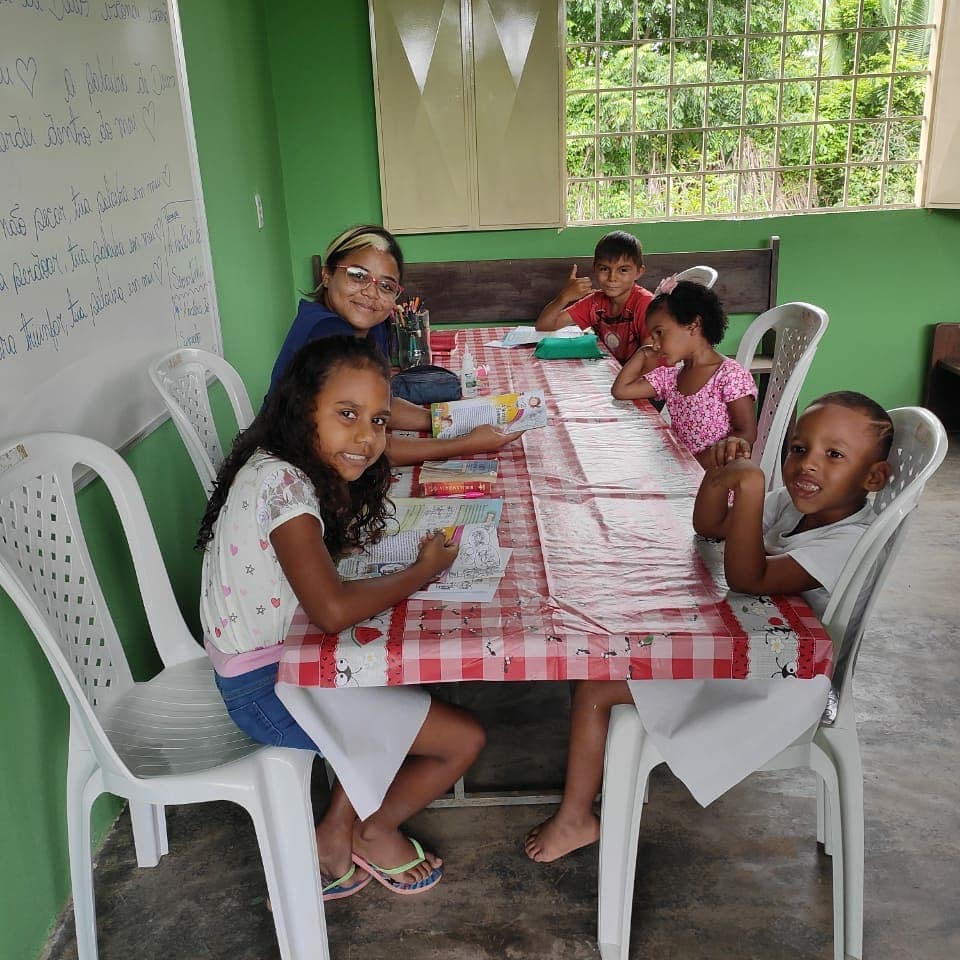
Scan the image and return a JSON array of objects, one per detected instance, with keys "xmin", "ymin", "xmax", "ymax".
[{"xmin": 214, "ymin": 662, "xmax": 321, "ymax": 752}]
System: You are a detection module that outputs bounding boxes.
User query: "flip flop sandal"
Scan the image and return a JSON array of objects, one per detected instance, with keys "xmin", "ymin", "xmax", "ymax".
[
  {"xmin": 351, "ymin": 837, "xmax": 443, "ymax": 896},
  {"xmin": 322, "ymin": 863, "xmax": 372, "ymax": 901},
  {"xmin": 266, "ymin": 863, "xmax": 371, "ymax": 912}
]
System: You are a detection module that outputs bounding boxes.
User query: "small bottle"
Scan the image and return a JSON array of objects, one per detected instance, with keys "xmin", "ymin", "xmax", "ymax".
[{"xmin": 461, "ymin": 347, "xmax": 478, "ymax": 398}]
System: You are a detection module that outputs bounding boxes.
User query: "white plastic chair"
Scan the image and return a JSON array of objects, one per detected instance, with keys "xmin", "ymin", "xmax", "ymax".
[
  {"xmin": 672, "ymin": 264, "xmax": 718, "ymax": 288},
  {"xmin": 149, "ymin": 348, "xmax": 254, "ymax": 493},
  {"xmin": 734, "ymin": 302, "xmax": 829, "ymax": 490},
  {"xmin": 597, "ymin": 407, "xmax": 947, "ymax": 960},
  {"xmin": 0, "ymin": 434, "xmax": 327, "ymax": 960}
]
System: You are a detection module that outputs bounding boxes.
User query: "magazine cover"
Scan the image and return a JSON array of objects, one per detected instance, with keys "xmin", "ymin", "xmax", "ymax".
[{"xmin": 431, "ymin": 391, "xmax": 547, "ymax": 439}]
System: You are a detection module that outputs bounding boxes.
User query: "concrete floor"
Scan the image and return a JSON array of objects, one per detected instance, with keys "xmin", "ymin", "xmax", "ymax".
[{"xmin": 43, "ymin": 439, "xmax": 959, "ymax": 960}]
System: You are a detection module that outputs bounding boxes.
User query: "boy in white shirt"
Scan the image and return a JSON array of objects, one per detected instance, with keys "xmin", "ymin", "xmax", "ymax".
[{"xmin": 693, "ymin": 390, "xmax": 893, "ymax": 616}]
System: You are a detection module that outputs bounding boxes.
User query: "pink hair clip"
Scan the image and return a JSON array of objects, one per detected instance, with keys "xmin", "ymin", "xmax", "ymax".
[{"xmin": 655, "ymin": 274, "xmax": 679, "ymax": 296}]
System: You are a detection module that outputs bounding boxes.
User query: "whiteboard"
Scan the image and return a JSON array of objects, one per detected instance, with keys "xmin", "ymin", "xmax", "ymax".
[{"xmin": 0, "ymin": 0, "xmax": 220, "ymax": 452}]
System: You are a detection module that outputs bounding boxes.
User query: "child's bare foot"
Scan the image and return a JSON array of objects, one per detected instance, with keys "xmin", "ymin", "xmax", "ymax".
[
  {"xmin": 314, "ymin": 823, "xmax": 355, "ymax": 883},
  {"xmin": 524, "ymin": 811, "xmax": 600, "ymax": 863},
  {"xmin": 352, "ymin": 824, "xmax": 442, "ymax": 885}
]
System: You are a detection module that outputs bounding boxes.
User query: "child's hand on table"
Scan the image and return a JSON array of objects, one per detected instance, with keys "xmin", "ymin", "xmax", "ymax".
[
  {"xmin": 701, "ymin": 436, "xmax": 753, "ymax": 469},
  {"xmin": 463, "ymin": 424, "xmax": 523, "ymax": 454}
]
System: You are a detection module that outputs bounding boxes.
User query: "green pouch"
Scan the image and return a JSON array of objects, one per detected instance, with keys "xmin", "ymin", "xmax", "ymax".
[{"xmin": 533, "ymin": 333, "xmax": 603, "ymax": 360}]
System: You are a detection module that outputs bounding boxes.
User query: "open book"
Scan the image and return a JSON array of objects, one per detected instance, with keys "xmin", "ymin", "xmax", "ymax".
[
  {"xmin": 337, "ymin": 498, "xmax": 503, "ymax": 583},
  {"xmin": 431, "ymin": 391, "xmax": 547, "ymax": 439}
]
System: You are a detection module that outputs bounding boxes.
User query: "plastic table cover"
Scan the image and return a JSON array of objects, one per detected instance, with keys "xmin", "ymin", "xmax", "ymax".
[{"xmin": 279, "ymin": 328, "xmax": 832, "ymax": 689}]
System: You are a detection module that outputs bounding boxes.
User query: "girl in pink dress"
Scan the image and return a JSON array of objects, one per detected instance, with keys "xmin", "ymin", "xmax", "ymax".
[{"xmin": 611, "ymin": 279, "xmax": 758, "ymax": 467}]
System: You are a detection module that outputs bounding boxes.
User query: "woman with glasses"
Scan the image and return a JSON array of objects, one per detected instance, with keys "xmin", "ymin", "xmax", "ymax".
[{"xmin": 269, "ymin": 224, "xmax": 521, "ymax": 466}]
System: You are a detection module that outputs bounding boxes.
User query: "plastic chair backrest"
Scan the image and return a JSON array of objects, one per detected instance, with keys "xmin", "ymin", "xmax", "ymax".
[
  {"xmin": 735, "ymin": 302, "xmax": 829, "ymax": 489},
  {"xmin": 149, "ymin": 348, "xmax": 255, "ymax": 493},
  {"xmin": 0, "ymin": 433, "xmax": 201, "ymax": 776},
  {"xmin": 820, "ymin": 407, "xmax": 947, "ymax": 703},
  {"xmin": 672, "ymin": 265, "xmax": 718, "ymax": 288}
]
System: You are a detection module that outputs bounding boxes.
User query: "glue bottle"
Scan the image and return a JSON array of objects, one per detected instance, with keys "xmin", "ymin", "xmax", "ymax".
[{"xmin": 460, "ymin": 347, "xmax": 478, "ymax": 399}]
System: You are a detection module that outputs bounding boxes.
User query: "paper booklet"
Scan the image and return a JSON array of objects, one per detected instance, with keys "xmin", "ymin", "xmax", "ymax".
[
  {"xmin": 499, "ymin": 325, "xmax": 590, "ymax": 347},
  {"xmin": 431, "ymin": 391, "xmax": 548, "ymax": 439},
  {"xmin": 409, "ymin": 548, "xmax": 513, "ymax": 602},
  {"xmin": 419, "ymin": 459, "xmax": 499, "ymax": 480},
  {"xmin": 501, "ymin": 326, "xmax": 550, "ymax": 347},
  {"xmin": 337, "ymin": 498, "xmax": 503, "ymax": 584},
  {"xmin": 420, "ymin": 479, "xmax": 496, "ymax": 497}
]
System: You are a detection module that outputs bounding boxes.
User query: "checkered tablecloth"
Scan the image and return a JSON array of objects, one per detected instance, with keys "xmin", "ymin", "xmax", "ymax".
[{"xmin": 279, "ymin": 328, "xmax": 833, "ymax": 688}]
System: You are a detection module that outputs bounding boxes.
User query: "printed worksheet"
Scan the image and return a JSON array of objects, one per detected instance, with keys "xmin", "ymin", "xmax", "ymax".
[{"xmin": 337, "ymin": 498, "xmax": 505, "ymax": 593}]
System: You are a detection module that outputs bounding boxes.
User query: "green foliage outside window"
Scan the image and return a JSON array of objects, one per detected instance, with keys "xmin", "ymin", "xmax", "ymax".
[{"xmin": 565, "ymin": 0, "xmax": 933, "ymax": 221}]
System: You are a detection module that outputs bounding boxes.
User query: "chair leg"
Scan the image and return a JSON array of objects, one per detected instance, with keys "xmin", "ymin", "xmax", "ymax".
[
  {"xmin": 248, "ymin": 750, "xmax": 329, "ymax": 960},
  {"xmin": 810, "ymin": 746, "xmax": 844, "ymax": 960},
  {"xmin": 817, "ymin": 778, "xmax": 833, "ymax": 854},
  {"xmin": 828, "ymin": 731, "xmax": 865, "ymax": 960},
  {"xmin": 129, "ymin": 801, "xmax": 169, "ymax": 867},
  {"xmin": 66, "ymin": 740, "xmax": 101, "ymax": 960},
  {"xmin": 598, "ymin": 705, "xmax": 660, "ymax": 960}
]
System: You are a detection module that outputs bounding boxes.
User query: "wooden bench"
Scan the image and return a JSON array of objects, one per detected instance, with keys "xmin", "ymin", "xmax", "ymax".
[
  {"xmin": 313, "ymin": 237, "xmax": 779, "ymax": 322},
  {"xmin": 312, "ymin": 236, "xmax": 780, "ymax": 372},
  {"xmin": 924, "ymin": 323, "xmax": 960, "ymax": 430}
]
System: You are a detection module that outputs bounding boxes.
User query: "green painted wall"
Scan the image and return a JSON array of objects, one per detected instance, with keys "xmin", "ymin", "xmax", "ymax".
[
  {"xmin": 265, "ymin": 0, "xmax": 384, "ymax": 297},
  {"xmin": 0, "ymin": 3, "xmax": 292, "ymax": 958},
  {"xmin": 267, "ymin": 0, "xmax": 959, "ymax": 412}
]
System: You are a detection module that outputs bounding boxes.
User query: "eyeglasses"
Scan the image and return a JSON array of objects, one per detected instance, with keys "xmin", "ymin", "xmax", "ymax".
[{"xmin": 334, "ymin": 264, "xmax": 403, "ymax": 301}]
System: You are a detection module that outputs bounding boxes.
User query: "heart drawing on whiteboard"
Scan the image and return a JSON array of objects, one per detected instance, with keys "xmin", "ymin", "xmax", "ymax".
[
  {"xmin": 16, "ymin": 57, "xmax": 37, "ymax": 97},
  {"xmin": 142, "ymin": 100, "xmax": 157, "ymax": 141}
]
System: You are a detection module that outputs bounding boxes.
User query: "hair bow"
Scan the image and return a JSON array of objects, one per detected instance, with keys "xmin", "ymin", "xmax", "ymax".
[{"xmin": 655, "ymin": 274, "xmax": 679, "ymax": 296}]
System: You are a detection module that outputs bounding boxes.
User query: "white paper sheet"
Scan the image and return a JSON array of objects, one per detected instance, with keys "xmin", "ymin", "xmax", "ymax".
[
  {"xmin": 409, "ymin": 548, "xmax": 513, "ymax": 602},
  {"xmin": 628, "ymin": 676, "xmax": 831, "ymax": 806}
]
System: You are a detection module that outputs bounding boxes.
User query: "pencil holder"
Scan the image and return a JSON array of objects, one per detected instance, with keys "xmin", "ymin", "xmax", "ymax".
[{"xmin": 398, "ymin": 309, "xmax": 431, "ymax": 369}]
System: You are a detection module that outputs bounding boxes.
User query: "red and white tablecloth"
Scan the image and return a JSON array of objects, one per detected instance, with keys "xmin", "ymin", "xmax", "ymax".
[{"xmin": 279, "ymin": 328, "xmax": 833, "ymax": 692}]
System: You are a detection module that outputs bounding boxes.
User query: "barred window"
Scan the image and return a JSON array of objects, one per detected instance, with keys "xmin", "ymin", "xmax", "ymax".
[{"xmin": 565, "ymin": 0, "xmax": 937, "ymax": 222}]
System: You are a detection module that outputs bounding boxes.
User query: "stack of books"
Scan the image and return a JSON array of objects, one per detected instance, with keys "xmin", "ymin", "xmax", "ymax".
[
  {"xmin": 418, "ymin": 459, "xmax": 498, "ymax": 497},
  {"xmin": 429, "ymin": 330, "xmax": 461, "ymax": 365}
]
